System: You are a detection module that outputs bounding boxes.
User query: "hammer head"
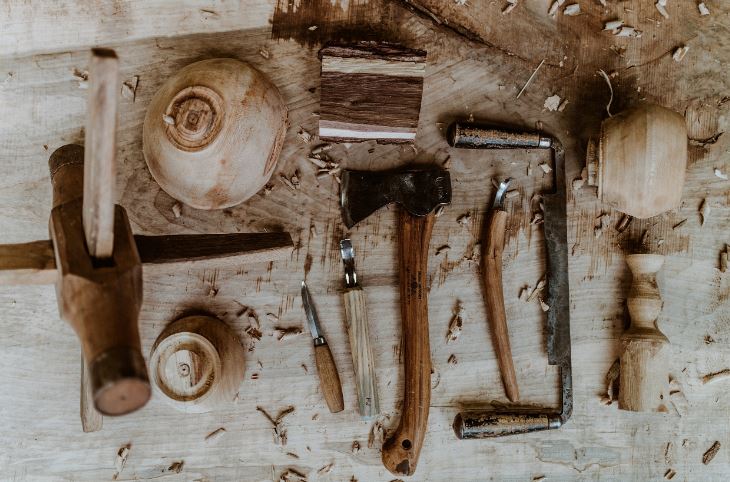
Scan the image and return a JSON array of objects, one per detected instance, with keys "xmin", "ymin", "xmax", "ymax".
[{"xmin": 340, "ymin": 169, "xmax": 451, "ymax": 228}]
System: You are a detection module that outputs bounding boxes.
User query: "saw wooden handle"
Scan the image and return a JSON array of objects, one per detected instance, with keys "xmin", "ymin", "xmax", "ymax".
[
  {"xmin": 314, "ymin": 342, "xmax": 344, "ymax": 413},
  {"xmin": 343, "ymin": 287, "xmax": 379, "ymax": 419},
  {"xmin": 482, "ymin": 209, "xmax": 519, "ymax": 402},
  {"xmin": 382, "ymin": 210, "xmax": 435, "ymax": 477},
  {"xmin": 619, "ymin": 254, "xmax": 669, "ymax": 412}
]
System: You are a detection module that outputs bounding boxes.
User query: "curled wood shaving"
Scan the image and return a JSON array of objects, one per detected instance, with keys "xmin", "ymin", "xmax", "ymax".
[
  {"xmin": 112, "ymin": 444, "xmax": 131, "ymax": 480},
  {"xmin": 446, "ymin": 301, "xmax": 464, "ymax": 343},
  {"xmin": 257, "ymin": 405, "xmax": 295, "ymax": 446},
  {"xmin": 171, "ymin": 203, "xmax": 182, "ymax": 219},
  {"xmin": 701, "ymin": 368, "xmax": 730, "ymax": 385},
  {"xmin": 597, "ymin": 70, "xmax": 614, "ymax": 117},
  {"xmin": 519, "ymin": 286, "xmax": 531, "ymax": 301},
  {"xmin": 502, "ymin": 0, "xmax": 518, "ymax": 15},
  {"xmin": 698, "ymin": 2, "xmax": 710, "ymax": 15},
  {"xmin": 714, "ymin": 168, "xmax": 728, "ymax": 180},
  {"xmin": 279, "ymin": 468, "xmax": 308, "ymax": 482},
  {"xmin": 274, "ymin": 326, "xmax": 303, "ymax": 341},
  {"xmin": 703, "ymin": 441, "xmax": 721, "ymax": 465},
  {"xmin": 664, "ymin": 468, "xmax": 676, "ymax": 480},
  {"xmin": 603, "ymin": 358, "xmax": 620, "ymax": 405},
  {"xmin": 530, "ymin": 212, "xmax": 544, "ymax": 225},
  {"xmin": 672, "ymin": 219, "xmax": 687, "ymax": 230},
  {"xmin": 167, "ymin": 461, "xmax": 184, "ymax": 474},
  {"xmin": 448, "ymin": 354, "xmax": 458, "ymax": 365},
  {"xmin": 286, "ymin": 452, "xmax": 300, "ymax": 459},
  {"xmin": 564, "ymin": 4, "xmax": 580, "ymax": 16},
  {"xmin": 700, "ymin": 198, "xmax": 711, "ymax": 226},
  {"xmin": 351, "ymin": 441, "xmax": 361, "ymax": 453},
  {"xmin": 435, "ymin": 205, "xmax": 445, "ymax": 217},
  {"xmin": 544, "ymin": 95, "xmax": 562, "ymax": 112},
  {"xmin": 290, "ymin": 170, "xmax": 301, "ymax": 190},
  {"xmin": 538, "ymin": 298, "xmax": 550, "ymax": 312},
  {"xmin": 655, "ymin": 0, "xmax": 669, "ymax": 19},
  {"xmin": 672, "ymin": 45, "xmax": 689, "ymax": 62},
  {"xmin": 690, "ymin": 132, "xmax": 723, "ymax": 147},
  {"xmin": 205, "ymin": 427, "xmax": 226, "ymax": 444},
  {"xmin": 436, "ymin": 244, "xmax": 451, "ymax": 256},
  {"xmin": 527, "ymin": 277, "xmax": 546, "ymax": 302},
  {"xmin": 594, "ymin": 213, "xmax": 611, "ymax": 238}
]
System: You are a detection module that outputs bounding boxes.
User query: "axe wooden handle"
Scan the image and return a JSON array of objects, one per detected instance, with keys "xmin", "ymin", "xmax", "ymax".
[
  {"xmin": 482, "ymin": 209, "xmax": 519, "ymax": 402},
  {"xmin": 382, "ymin": 210, "xmax": 434, "ymax": 477}
]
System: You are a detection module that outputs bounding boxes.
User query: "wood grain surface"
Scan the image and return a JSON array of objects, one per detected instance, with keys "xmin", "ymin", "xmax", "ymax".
[{"xmin": 0, "ymin": 1, "xmax": 729, "ymax": 480}]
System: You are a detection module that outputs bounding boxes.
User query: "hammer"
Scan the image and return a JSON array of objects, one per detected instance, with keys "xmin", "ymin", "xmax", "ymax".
[{"xmin": 340, "ymin": 168, "xmax": 451, "ymax": 476}]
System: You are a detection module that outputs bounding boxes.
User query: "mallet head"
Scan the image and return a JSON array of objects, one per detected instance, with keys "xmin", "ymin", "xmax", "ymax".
[{"xmin": 340, "ymin": 168, "xmax": 451, "ymax": 228}]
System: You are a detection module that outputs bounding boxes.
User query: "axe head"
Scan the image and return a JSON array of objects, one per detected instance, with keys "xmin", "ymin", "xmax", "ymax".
[{"xmin": 340, "ymin": 169, "xmax": 451, "ymax": 228}]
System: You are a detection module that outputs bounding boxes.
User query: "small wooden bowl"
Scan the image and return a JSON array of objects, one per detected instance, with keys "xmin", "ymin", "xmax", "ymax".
[
  {"xmin": 143, "ymin": 58, "xmax": 288, "ymax": 210},
  {"xmin": 149, "ymin": 315, "xmax": 245, "ymax": 413}
]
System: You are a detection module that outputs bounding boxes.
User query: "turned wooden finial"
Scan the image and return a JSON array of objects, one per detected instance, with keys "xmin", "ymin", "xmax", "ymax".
[{"xmin": 618, "ymin": 254, "xmax": 669, "ymax": 412}]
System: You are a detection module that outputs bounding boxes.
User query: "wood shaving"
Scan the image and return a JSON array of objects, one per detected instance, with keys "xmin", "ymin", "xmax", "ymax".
[
  {"xmin": 368, "ymin": 420, "xmax": 385, "ymax": 448},
  {"xmin": 655, "ymin": 0, "xmax": 669, "ymax": 19},
  {"xmin": 112, "ymin": 444, "xmax": 131, "ymax": 480},
  {"xmin": 698, "ymin": 2, "xmax": 710, "ymax": 15},
  {"xmin": 317, "ymin": 463, "xmax": 334, "ymax": 475},
  {"xmin": 308, "ymin": 25, "xmax": 317, "ymax": 31},
  {"xmin": 664, "ymin": 468, "xmax": 676, "ymax": 479},
  {"xmin": 530, "ymin": 212, "xmax": 544, "ymax": 225},
  {"xmin": 594, "ymin": 213, "xmax": 611, "ymax": 238},
  {"xmin": 446, "ymin": 301, "xmax": 464, "ymax": 343},
  {"xmin": 721, "ymin": 245, "xmax": 729, "ymax": 273},
  {"xmin": 257, "ymin": 405, "xmax": 295, "ymax": 446},
  {"xmin": 274, "ymin": 326, "xmax": 302, "ymax": 341},
  {"xmin": 548, "ymin": 0, "xmax": 565, "ymax": 17},
  {"xmin": 502, "ymin": 0, "xmax": 518, "ymax": 15},
  {"xmin": 700, "ymin": 198, "xmax": 711, "ymax": 226},
  {"xmin": 672, "ymin": 45, "xmax": 689, "ymax": 62},
  {"xmin": 121, "ymin": 75, "xmax": 139, "ymax": 101},
  {"xmin": 597, "ymin": 70, "xmax": 614, "ymax": 117},
  {"xmin": 615, "ymin": 26, "xmax": 642, "ymax": 37},
  {"xmin": 297, "ymin": 127, "xmax": 312, "ymax": 143},
  {"xmin": 286, "ymin": 452, "xmax": 300, "ymax": 459},
  {"xmin": 690, "ymin": 132, "xmax": 723, "ymax": 147},
  {"xmin": 672, "ymin": 219, "xmax": 687, "ymax": 230},
  {"xmin": 604, "ymin": 20, "xmax": 624, "ymax": 32},
  {"xmin": 538, "ymin": 163, "xmax": 552, "ymax": 174},
  {"xmin": 171, "ymin": 203, "xmax": 182, "ymax": 218},
  {"xmin": 167, "ymin": 461, "xmax": 184, "ymax": 474},
  {"xmin": 714, "ymin": 168, "xmax": 728, "ymax": 180},
  {"xmin": 517, "ymin": 59, "xmax": 545, "ymax": 99},
  {"xmin": 351, "ymin": 441, "xmax": 361, "ymax": 453},
  {"xmin": 280, "ymin": 174, "xmax": 297, "ymax": 191},
  {"xmin": 290, "ymin": 171, "xmax": 301, "ymax": 190},
  {"xmin": 533, "ymin": 476, "xmax": 546, "ymax": 481},
  {"xmin": 263, "ymin": 183, "xmax": 274, "ymax": 195},
  {"xmin": 205, "ymin": 427, "xmax": 226, "ymax": 444},
  {"xmin": 162, "ymin": 114, "xmax": 175, "ymax": 125},
  {"xmin": 435, "ymin": 205, "xmax": 445, "ymax": 217},
  {"xmin": 701, "ymin": 368, "xmax": 730, "ymax": 385},
  {"xmin": 259, "ymin": 47, "xmax": 270, "ymax": 59},
  {"xmin": 544, "ymin": 94, "xmax": 562, "ymax": 112},
  {"xmin": 557, "ymin": 99, "xmax": 569, "ymax": 111},
  {"xmin": 279, "ymin": 468, "xmax": 307, "ymax": 482},
  {"xmin": 616, "ymin": 214, "xmax": 633, "ymax": 233},
  {"xmin": 564, "ymin": 4, "xmax": 580, "ymax": 16},
  {"xmin": 527, "ymin": 277, "xmax": 546, "ymax": 302},
  {"xmin": 448, "ymin": 354, "xmax": 458, "ymax": 365},
  {"xmin": 703, "ymin": 441, "xmax": 721, "ymax": 464},
  {"xmin": 668, "ymin": 378, "xmax": 688, "ymax": 416},
  {"xmin": 457, "ymin": 212, "xmax": 471, "ymax": 225},
  {"xmin": 539, "ymin": 298, "xmax": 550, "ymax": 312},
  {"xmin": 519, "ymin": 286, "xmax": 531, "ymax": 301},
  {"xmin": 603, "ymin": 358, "xmax": 620, "ymax": 404},
  {"xmin": 436, "ymin": 244, "xmax": 451, "ymax": 256},
  {"xmin": 72, "ymin": 68, "xmax": 89, "ymax": 88},
  {"xmin": 307, "ymin": 156, "xmax": 328, "ymax": 169}
]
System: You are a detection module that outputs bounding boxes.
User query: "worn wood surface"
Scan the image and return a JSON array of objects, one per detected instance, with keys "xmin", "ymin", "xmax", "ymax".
[{"xmin": 0, "ymin": 0, "xmax": 729, "ymax": 480}]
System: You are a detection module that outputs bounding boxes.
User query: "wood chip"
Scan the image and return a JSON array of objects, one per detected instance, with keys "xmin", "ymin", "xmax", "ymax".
[
  {"xmin": 557, "ymin": 98, "xmax": 569, "ymax": 111},
  {"xmin": 604, "ymin": 358, "xmax": 620, "ymax": 404},
  {"xmin": 162, "ymin": 114, "xmax": 175, "ymax": 125},
  {"xmin": 351, "ymin": 441, "xmax": 361, "ymax": 453},
  {"xmin": 368, "ymin": 420, "xmax": 385, "ymax": 448},
  {"xmin": 171, "ymin": 203, "xmax": 182, "ymax": 218},
  {"xmin": 530, "ymin": 212, "xmax": 544, "ymax": 225},
  {"xmin": 655, "ymin": 0, "xmax": 669, "ymax": 19},
  {"xmin": 672, "ymin": 45, "xmax": 689, "ymax": 62},
  {"xmin": 544, "ymin": 95, "xmax": 562, "ymax": 111},
  {"xmin": 448, "ymin": 354, "xmax": 458, "ymax": 365},
  {"xmin": 274, "ymin": 326, "xmax": 302, "ymax": 341},
  {"xmin": 700, "ymin": 198, "xmax": 711, "ymax": 226},
  {"xmin": 457, "ymin": 212, "xmax": 471, "ymax": 225},
  {"xmin": 263, "ymin": 183, "xmax": 274, "ymax": 195},
  {"xmin": 502, "ymin": 0, "xmax": 518, "ymax": 15},
  {"xmin": 615, "ymin": 26, "xmax": 642, "ymax": 37},
  {"xmin": 539, "ymin": 162, "xmax": 553, "ymax": 173},
  {"xmin": 668, "ymin": 378, "xmax": 688, "ymax": 416},
  {"xmin": 519, "ymin": 286, "xmax": 531, "ymax": 301},
  {"xmin": 317, "ymin": 463, "xmax": 334, "ymax": 475},
  {"xmin": 436, "ymin": 244, "xmax": 451, "ymax": 256},
  {"xmin": 714, "ymin": 168, "xmax": 728, "ymax": 180},
  {"xmin": 616, "ymin": 214, "xmax": 633, "ymax": 233},
  {"xmin": 279, "ymin": 468, "xmax": 308, "ymax": 482},
  {"xmin": 167, "ymin": 461, "xmax": 184, "ymax": 474},
  {"xmin": 121, "ymin": 75, "xmax": 139, "ymax": 101},
  {"xmin": 435, "ymin": 205, "xmax": 445, "ymax": 217},
  {"xmin": 701, "ymin": 368, "xmax": 730, "ymax": 385},
  {"xmin": 672, "ymin": 219, "xmax": 687, "ymax": 230},
  {"xmin": 539, "ymin": 298, "xmax": 550, "ymax": 312},
  {"xmin": 698, "ymin": 2, "xmax": 710, "ymax": 15},
  {"xmin": 527, "ymin": 277, "xmax": 546, "ymax": 302},
  {"xmin": 721, "ymin": 245, "xmax": 729, "ymax": 273},
  {"xmin": 564, "ymin": 4, "xmax": 580, "ymax": 16},
  {"xmin": 548, "ymin": 0, "xmax": 565, "ymax": 17},
  {"xmin": 604, "ymin": 20, "xmax": 624, "ymax": 32},
  {"xmin": 297, "ymin": 127, "xmax": 312, "ymax": 143},
  {"xmin": 664, "ymin": 468, "xmax": 676, "ymax": 479},
  {"xmin": 257, "ymin": 405, "xmax": 295, "ymax": 446},
  {"xmin": 205, "ymin": 427, "xmax": 226, "ymax": 444},
  {"xmin": 259, "ymin": 47, "xmax": 270, "ymax": 59},
  {"xmin": 290, "ymin": 171, "xmax": 301, "ymax": 190},
  {"xmin": 112, "ymin": 444, "xmax": 131, "ymax": 480},
  {"xmin": 703, "ymin": 441, "xmax": 721, "ymax": 464},
  {"xmin": 594, "ymin": 213, "xmax": 611, "ymax": 238},
  {"xmin": 280, "ymin": 174, "xmax": 296, "ymax": 191},
  {"xmin": 446, "ymin": 301, "xmax": 464, "ymax": 343}
]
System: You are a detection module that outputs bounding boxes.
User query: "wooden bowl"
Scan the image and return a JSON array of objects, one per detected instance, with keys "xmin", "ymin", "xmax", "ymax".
[
  {"xmin": 588, "ymin": 103, "xmax": 687, "ymax": 219},
  {"xmin": 143, "ymin": 58, "xmax": 288, "ymax": 210},
  {"xmin": 149, "ymin": 315, "xmax": 245, "ymax": 413}
]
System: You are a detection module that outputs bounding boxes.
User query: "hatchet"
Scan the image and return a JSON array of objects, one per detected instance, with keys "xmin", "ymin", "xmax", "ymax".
[{"xmin": 340, "ymin": 168, "xmax": 451, "ymax": 476}]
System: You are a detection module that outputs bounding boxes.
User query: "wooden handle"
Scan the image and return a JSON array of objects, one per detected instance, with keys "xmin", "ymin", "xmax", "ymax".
[
  {"xmin": 619, "ymin": 254, "xmax": 669, "ymax": 412},
  {"xmin": 83, "ymin": 48, "xmax": 118, "ymax": 258},
  {"xmin": 80, "ymin": 354, "xmax": 103, "ymax": 432},
  {"xmin": 482, "ymin": 209, "xmax": 519, "ymax": 402},
  {"xmin": 343, "ymin": 287, "xmax": 379, "ymax": 419},
  {"xmin": 382, "ymin": 210, "xmax": 435, "ymax": 477},
  {"xmin": 314, "ymin": 342, "xmax": 344, "ymax": 413},
  {"xmin": 453, "ymin": 411, "xmax": 555, "ymax": 439}
]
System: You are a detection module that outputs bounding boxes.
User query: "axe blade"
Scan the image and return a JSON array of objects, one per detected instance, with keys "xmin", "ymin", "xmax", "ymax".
[{"xmin": 340, "ymin": 169, "xmax": 451, "ymax": 228}]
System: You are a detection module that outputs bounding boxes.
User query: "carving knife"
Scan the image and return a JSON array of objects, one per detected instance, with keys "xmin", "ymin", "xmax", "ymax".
[{"xmin": 301, "ymin": 281, "xmax": 344, "ymax": 413}]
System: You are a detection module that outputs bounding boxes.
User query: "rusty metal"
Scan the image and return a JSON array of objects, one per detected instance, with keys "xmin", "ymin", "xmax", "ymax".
[{"xmin": 448, "ymin": 121, "xmax": 572, "ymax": 439}]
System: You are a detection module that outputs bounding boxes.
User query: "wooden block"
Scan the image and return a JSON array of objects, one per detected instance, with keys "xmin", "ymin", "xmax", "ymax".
[{"xmin": 319, "ymin": 42, "xmax": 426, "ymax": 144}]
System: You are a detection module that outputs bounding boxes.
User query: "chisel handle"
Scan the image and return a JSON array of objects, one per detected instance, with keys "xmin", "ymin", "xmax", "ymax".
[
  {"xmin": 382, "ymin": 210, "xmax": 434, "ymax": 477},
  {"xmin": 482, "ymin": 209, "xmax": 519, "ymax": 402},
  {"xmin": 314, "ymin": 340, "xmax": 345, "ymax": 413},
  {"xmin": 343, "ymin": 287, "xmax": 379, "ymax": 419},
  {"xmin": 453, "ymin": 411, "xmax": 560, "ymax": 439}
]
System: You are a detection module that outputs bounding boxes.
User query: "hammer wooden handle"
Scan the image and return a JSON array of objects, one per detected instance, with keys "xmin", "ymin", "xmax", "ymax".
[
  {"xmin": 482, "ymin": 209, "xmax": 519, "ymax": 402},
  {"xmin": 382, "ymin": 210, "xmax": 434, "ymax": 477},
  {"xmin": 619, "ymin": 254, "xmax": 669, "ymax": 412},
  {"xmin": 343, "ymin": 287, "xmax": 379, "ymax": 419},
  {"xmin": 314, "ymin": 342, "xmax": 345, "ymax": 413}
]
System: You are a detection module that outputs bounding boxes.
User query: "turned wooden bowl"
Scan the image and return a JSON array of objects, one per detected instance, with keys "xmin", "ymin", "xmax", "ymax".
[
  {"xmin": 149, "ymin": 315, "xmax": 245, "ymax": 413},
  {"xmin": 588, "ymin": 103, "xmax": 687, "ymax": 219},
  {"xmin": 143, "ymin": 58, "xmax": 288, "ymax": 210}
]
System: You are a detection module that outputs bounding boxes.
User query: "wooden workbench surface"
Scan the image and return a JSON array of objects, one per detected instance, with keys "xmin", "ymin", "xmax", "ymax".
[{"xmin": 1, "ymin": 1, "xmax": 728, "ymax": 480}]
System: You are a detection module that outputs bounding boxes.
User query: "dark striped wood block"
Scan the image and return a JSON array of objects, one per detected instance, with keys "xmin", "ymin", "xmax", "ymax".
[{"xmin": 318, "ymin": 42, "xmax": 427, "ymax": 144}]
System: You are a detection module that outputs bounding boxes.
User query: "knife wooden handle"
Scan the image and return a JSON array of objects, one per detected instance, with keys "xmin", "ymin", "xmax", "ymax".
[
  {"xmin": 453, "ymin": 411, "xmax": 555, "ymax": 439},
  {"xmin": 482, "ymin": 209, "xmax": 519, "ymax": 402},
  {"xmin": 382, "ymin": 210, "xmax": 434, "ymax": 477},
  {"xmin": 314, "ymin": 342, "xmax": 344, "ymax": 413},
  {"xmin": 343, "ymin": 287, "xmax": 379, "ymax": 419}
]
